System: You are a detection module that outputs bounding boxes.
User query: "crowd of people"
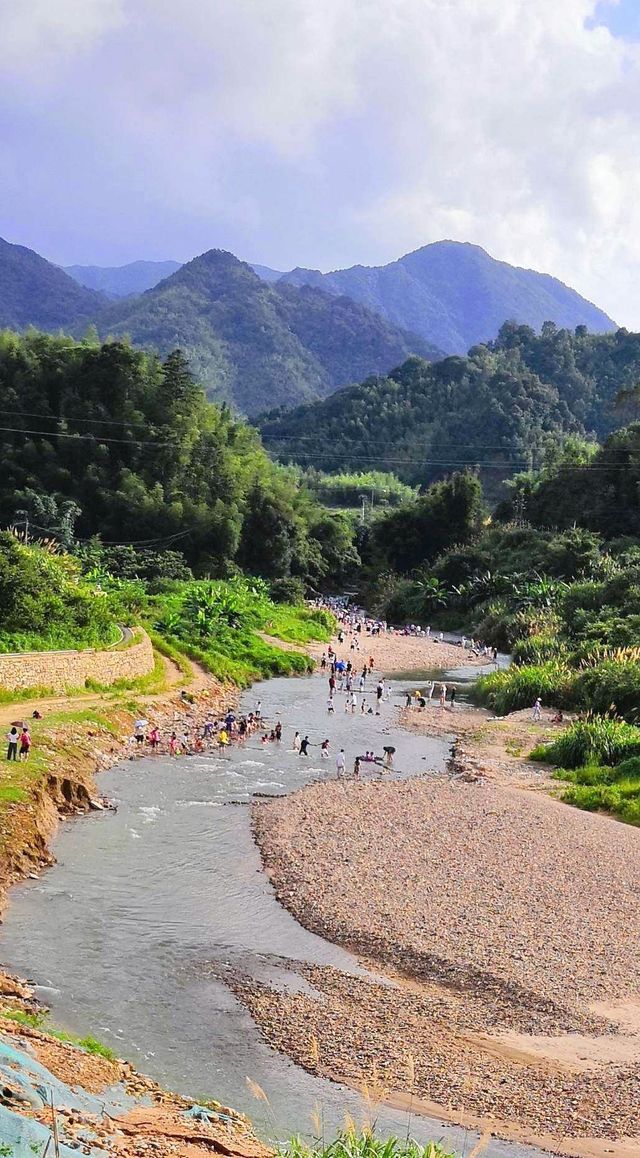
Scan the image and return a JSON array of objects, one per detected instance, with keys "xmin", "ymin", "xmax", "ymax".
[{"xmin": 127, "ymin": 701, "xmax": 279, "ymax": 757}]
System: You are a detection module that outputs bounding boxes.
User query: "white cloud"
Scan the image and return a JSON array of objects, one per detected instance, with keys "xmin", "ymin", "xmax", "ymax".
[
  {"xmin": 3, "ymin": 0, "xmax": 640, "ymax": 325},
  {"xmin": 0, "ymin": 0, "xmax": 125, "ymax": 73}
]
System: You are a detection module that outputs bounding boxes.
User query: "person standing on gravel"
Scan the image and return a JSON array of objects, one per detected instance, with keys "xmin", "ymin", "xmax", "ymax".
[
  {"xmin": 439, "ymin": 682, "xmax": 447, "ymax": 708},
  {"xmin": 532, "ymin": 697, "xmax": 542, "ymax": 721}
]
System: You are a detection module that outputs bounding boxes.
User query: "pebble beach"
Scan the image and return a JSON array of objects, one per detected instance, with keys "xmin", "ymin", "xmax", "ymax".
[{"xmin": 242, "ymin": 633, "xmax": 640, "ymax": 1155}]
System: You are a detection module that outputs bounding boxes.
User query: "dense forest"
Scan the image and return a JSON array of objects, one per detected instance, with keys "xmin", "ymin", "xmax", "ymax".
[
  {"xmin": 260, "ymin": 322, "xmax": 640, "ymax": 496},
  {"xmin": 0, "ymin": 330, "xmax": 358, "ymax": 586}
]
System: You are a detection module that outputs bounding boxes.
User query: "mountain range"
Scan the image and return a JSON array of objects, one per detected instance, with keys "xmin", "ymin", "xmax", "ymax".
[
  {"xmin": 276, "ymin": 242, "xmax": 616, "ymax": 354},
  {"xmin": 89, "ymin": 250, "xmax": 440, "ymax": 414},
  {"xmin": 64, "ymin": 259, "xmax": 181, "ymax": 298},
  {"xmin": 0, "ymin": 234, "xmax": 618, "ymax": 416},
  {"xmin": 65, "ymin": 240, "xmax": 617, "ymax": 354}
]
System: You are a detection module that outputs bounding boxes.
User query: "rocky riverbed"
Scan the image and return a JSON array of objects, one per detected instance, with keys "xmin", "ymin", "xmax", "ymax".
[{"xmin": 244, "ymin": 682, "xmax": 640, "ymax": 1157}]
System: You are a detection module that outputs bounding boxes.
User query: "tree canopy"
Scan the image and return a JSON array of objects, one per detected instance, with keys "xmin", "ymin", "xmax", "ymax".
[{"xmin": 0, "ymin": 330, "xmax": 359, "ymax": 585}]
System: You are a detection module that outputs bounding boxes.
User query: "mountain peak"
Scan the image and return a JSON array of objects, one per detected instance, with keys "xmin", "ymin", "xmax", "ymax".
[
  {"xmin": 0, "ymin": 235, "xmax": 105, "ymax": 330},
  {"xmin": 278, "ymin": 240, "xmax": 616, "ymax": 353}
]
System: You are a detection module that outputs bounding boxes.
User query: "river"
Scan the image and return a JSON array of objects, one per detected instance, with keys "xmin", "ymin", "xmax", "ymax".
[{"xmin": 0, "ymin": 667, "xmax": 546, "ymax": 1158}]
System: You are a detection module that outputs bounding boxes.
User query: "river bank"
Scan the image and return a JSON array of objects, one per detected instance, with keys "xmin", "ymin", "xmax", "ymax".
[
  {"xmin": 245, "ymin": 653, "xmax": 640, "ymax": 1157},
  {"xmin": 0, "ymin": 660, "xmax": 234, "ymax": 913},
  {"xmin": 0, "ymin": 1000, "xmax": 269, "ymax": 1158},
  {"xmin": 0, "ymin": 653, "xmax": 268, "ymax": 1156}
]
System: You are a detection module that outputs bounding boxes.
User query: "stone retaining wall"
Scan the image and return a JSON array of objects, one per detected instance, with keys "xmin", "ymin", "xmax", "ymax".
[{"xmin": 0, "ymin": 630, "xmax": 155, "ymax": 692}]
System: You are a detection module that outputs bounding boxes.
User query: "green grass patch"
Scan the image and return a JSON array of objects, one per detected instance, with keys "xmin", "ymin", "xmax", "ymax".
[
  {"xmin": 2, "ymin": 1008, "xmax": 117, "ymax": 1060},
  {"xmin": 146, "ymin": 628, "xmax": 193, "ymax": 681},
  {"xmin": 550, "ymin": 753, "xmax": 640, "ymax": 824},
  {"xmin": 152, "ymin": 578, "xmax": 330, "ymax": 688}
]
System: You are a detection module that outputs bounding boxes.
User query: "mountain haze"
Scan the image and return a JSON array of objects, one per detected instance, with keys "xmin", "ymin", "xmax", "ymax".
[
  {"xmin": 92, "ymin": 249, "xmax": 440, "ymax": 414},
  {"xmin": 65, "ymin": 259, "xmax": 181, "ymax": 298},
  {"xmin": 0, "ymin": 237, "xmax": 105, "ymax": 330},
  {"xmin": 277, "ymin": 241, "xmax": 616, "ymax": 354}
]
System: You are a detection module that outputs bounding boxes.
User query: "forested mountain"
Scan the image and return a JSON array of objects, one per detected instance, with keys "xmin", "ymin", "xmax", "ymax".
[
  {"xmin": 0, "ymin": 330, "xmax": 356, "ymax": 581},
  {"xmin": 0, "ymin": 237, "xmax": 105, "ymax": 330},
  {"xmin": 65, "ymin": 259, "xmax": 181, "ymax": 298},
  {"xmin": 276, "ymin": 241, "xmax": 616, "ymax": 354},
  {"xmin": 92, "ymin": 249, "xmax": 440, "ymax": 414},
  {"xmin": 260, "ymin": 322, "xmax": 640, "ymax": 495}
]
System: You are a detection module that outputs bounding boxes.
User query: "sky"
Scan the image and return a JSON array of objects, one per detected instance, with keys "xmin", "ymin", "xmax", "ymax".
[{"xmin": 2, "ymin": 0, "xmax": 640, "ymax": 326}]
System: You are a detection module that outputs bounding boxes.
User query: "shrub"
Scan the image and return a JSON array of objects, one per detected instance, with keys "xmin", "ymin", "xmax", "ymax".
[
  {"xmin": 474, "ymin": 662, "xmax": 574, "ymax": 716},
  {"xmin": 611, "ymin": 755, "xmax": 640, "ymax": 780},
  {"xmin": 269, "ymin": 577, "xmax": 306, "ymax": 605},
  {"xmin": 531, "ymin": 717, "xmax": 640, "ymax": 769},
  {"xmin": 512, "ymin": 632, "xmax": 564, "ymax": 666},
  {"xmin": 276, "ymin": 1132, "xmax": 455, "ymax": 1158},
  {"xmin": 573, "ymin": 659, "xmax": 640, "ymax": 722}
]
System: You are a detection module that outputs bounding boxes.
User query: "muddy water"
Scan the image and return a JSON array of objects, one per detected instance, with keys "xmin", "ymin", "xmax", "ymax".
[{"xmin": 1, "ymin": 671, "xmax": 545, "ymax": 1157}]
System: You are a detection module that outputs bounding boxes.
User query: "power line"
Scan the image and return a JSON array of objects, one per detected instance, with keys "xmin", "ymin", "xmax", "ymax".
[
  {"xmin": 0, "ymin": 406, "xmax": 152, "ymax": 429},
  {"xmin": 0, "ymin": 423, "xmax": 180, "ymax": 447},
  {"xmin": 1, "ymin": 421, "xmax": 638, "ymax": 472},
  {"xmin": 14, "ymin": 520, "xmax": 198, "ymax": 547}
]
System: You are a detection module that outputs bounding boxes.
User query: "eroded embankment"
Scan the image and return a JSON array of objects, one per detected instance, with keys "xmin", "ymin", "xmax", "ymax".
[
  {"xmin": 0, "ymin": 1007, "xmax": 269, "ymax": 1158},
  {"xmin": 245, "ymin": 728, "xmax": 640, "ymax": 1156},
  {"xmin": 0, "ymin": 710, "xmax": 133, "ymax": 914}
]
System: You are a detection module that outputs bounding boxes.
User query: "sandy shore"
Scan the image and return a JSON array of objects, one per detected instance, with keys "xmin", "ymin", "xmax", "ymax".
[
  {"xmin": 312, "ymin": 628, "xmax": 488, "ymax": 674},
  {"xmin": 245, "ymin": 646, "xmax": 640, "ymax": 1154}
]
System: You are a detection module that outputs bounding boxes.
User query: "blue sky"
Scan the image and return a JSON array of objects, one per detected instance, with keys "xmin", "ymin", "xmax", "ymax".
[
  {"xmin": 2, "ymin": 1, "xmax": 640, "ymax": 326},
  {"xmin": 592, "ymin": 0, "xmax": 640, "ymax": 40}
]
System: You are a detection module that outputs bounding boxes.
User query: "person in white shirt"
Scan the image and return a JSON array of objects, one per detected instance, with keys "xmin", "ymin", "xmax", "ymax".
[{"xmin": 336, "ymin": 749, "xmax": 346, "ymax": 778}]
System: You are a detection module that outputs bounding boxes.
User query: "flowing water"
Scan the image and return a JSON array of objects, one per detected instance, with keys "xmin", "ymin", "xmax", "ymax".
[{"xmin": 0, "ymin": 669, "xmax": 546, "ymax": 1157}]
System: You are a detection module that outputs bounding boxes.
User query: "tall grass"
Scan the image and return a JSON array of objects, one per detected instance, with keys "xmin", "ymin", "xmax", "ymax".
[
  {"xmin": 531, "ymin": 718, "xmax": 640, "ymax": 769},
  {"xmin": 473, "ymin": 662, "xmax": 574, "ymax": 715},
  {"xmin": 511, "ymin": 632, "xmax": 565, "ymax": 666},
  {"xmin": 276, "ymin": 1132, "xmax": 456, "ymax": 1158}
]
